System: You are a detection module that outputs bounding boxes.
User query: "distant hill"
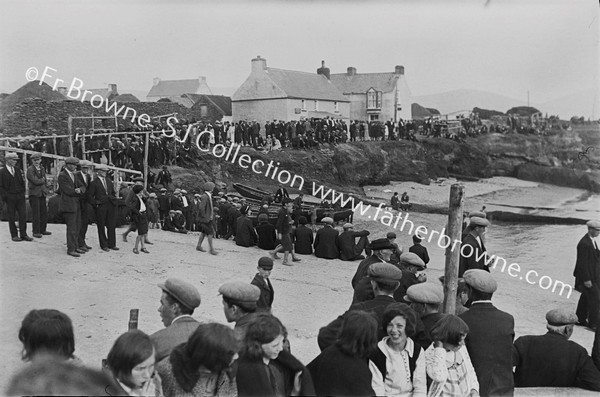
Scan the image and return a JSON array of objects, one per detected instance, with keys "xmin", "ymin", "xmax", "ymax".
[{"xmin": 538, "ymin": 89, "xmax": 599, "ymax": 120}]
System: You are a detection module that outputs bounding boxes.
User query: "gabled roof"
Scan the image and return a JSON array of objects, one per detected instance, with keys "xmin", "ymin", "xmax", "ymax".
[
  {"xmin": 266, "ymin": 68, "xmax": 348, "ymax": 102},
  {"xmin": 86, "ymin": 88, "xmax": 117, "ymax": 102},
  {"xmin": 147, "ymin": 79, "xmax": 211, "ymax": 98},
  {"xmin": 0, "ymin": 81, "xmax": 66, "ymax": 116},
  {"xmin": 185, "ymin": 94, "xmax": 232, "ymax": 116},
  {"xmin": 329, "ymin": 72, "xmax": 399, "ymax": 94},
  {"xmin": 113, "ymin": 93, "xmax": 140, "ymax": 103}
]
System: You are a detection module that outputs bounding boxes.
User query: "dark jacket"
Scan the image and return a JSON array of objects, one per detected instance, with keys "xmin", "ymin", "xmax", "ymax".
[
  {"xmin": 26, "ymin": 165, "xmax": 47, "ymax": 197},
  {"xmin": 351, "ymin": 255, "xmax": 383, "ymax": 289},
  {"xmin": 88, "ymin": 176, "xmax": 117, "ymax": 207},
  {"xmin": 57, "ymin": 170, "xmax": 82, "ymax": 213},
  {"xmin": 307, "ymin": 345, "xmax": 374, "ymax": 397},
  {"xmin": 338, "ymin": 230, "xmax": 369, "ymax": 260},
  {"xmin": 293, "ymin": 225, "xmax": 314, "ymax": 254},
  {"xmin": 251, "ymin": 273, "xmax": 274, "ymax": 312},
  {"xmin": 236, "ymin": 349, "xmax": 314, "ymax": 397},
  {"xmin": 458, "ymin": 233, "xmax": 489, "ymax": 277},
  {"xmin": 513, "ymin": 332, "xmax": 600, "ymax": 390},
  {"xmin": 275, "ymin": 207, "xmax": 291, "ymax": 235},
  {"xmin": 157, "ymin": 193, "xmax": 171, "ymax": 212},
  {"xmin": 0, "ymin": 166, "xmax": 25, "ymax": 200},
  {"xmin": 409, "ymin": 243, "xmax": 430, "ymax": 265},
  {"xmin": 314, "ymin": 226, "xmax": 339, "ymax": 259},
  {"xmin": 573, "ymin": 234, "xmax": 600, "ymax": 288},
  {"xmin": 256, "ymin": 222, "xmax": 277, "ymax": 250},
  {"xmin": 460, "ymin": 302, "xmax": 515, "ymax": 396},
  {"xmin": 235, "ymin": 215, "xmax": 258, "ymax": 247}
]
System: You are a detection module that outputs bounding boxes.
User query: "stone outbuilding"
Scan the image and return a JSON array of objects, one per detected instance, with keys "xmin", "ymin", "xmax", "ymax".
[{"xmin": 146, "ymin": 77, "xmax": 212, "ymax": 102}]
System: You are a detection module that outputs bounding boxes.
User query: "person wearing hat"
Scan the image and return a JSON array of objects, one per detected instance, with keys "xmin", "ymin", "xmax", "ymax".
[
  {"xmin": 396, "ymin": 253, "xmax": 427, "ymax": 303},
  {"xmin": 386, "ymin": 232, "xmax": 403, "ymax": 265},
  {"xmin": 223, "ymin": 199, "xmax": 242, "ymax": 241},
  {"xmin": 256, "ymin": 212, "xmax": 277, "ymax": 251},
  {"xmin": 0, "ymin": 152, "xmax": 32, "ymax": 242},
  {"xmin": 314, "ymin": 217, "xmax": 340, "ymax": 260},
  {"xmin": 574, "ymin": 220, "xmax": 600, "ymax": 329},
  {"xmin": 270, "ymin": 198, "xmax": 301, "ymax": 265},
  {"xmin": 459, "ymin": 269, "xmax": 515, "ymax": 396},
  {"xmin": 157, "ymin": 188, "xmax": 171, "ymax": 228},
  {"xmin": 513, "ymin": 308, "xmax": 600, "ymax": 390},
  {"xmin": 219, "ymin": 197, "xmax": 233, "ymax": 238},
  {"xmin": 88, "ymin": 163, "xmax": 119, "ymax": 252},
  {"xmin": 318, "ymin": 262, "xmax": 406, "ymax": 351},
  {"xmin": 292, "ymin": 215, "xmax": 314, "ymax": 255},
  {"xmin": 180, "ymin": 189, "xmax": 193, "ymax": 232},
  {"xmin": 162, "ymin": 210, "xmax": 185, "ymax": 234},
  {"xmin": 458, "ymin": 216, "xmax": 490, "ymax": 277},
  {"xmin": 273, "ymin": 184, "xmax": 289, "ymax": 204},
  {"xmin": 351, "ymin": 238, "xmax": 396, "ymax": 295},
  {"xmin": 75, "ymin": 160, "xmax": 92, "ymax": 250},
  {"xmin": 196, "ymin": 181, "xmax": 217, "ymax": 255},
  {"xmin": 250, "ymin": 257, "xmax": 275, "ymax": 313},
  {"xmin": 338, "ymin": 223, "xmax": 371, "ymax": 261},
  {"xmin": 404, "ymin": 283, "xmax": 445, "ymax": 344},
  {"xmin": 400, "ymin": 192, "xmax": 411, "ymax": 211},
  {"xmin": 409, "ymin": 234, "xmax": 430, "ymax": 266},
  {"xmin": 235, "ymin": 205, "xmax": 258, "ymax": 248},
  {"xmin": 58, "ymin": 157, "xmax": 85, "ymax": 256},
  {"xmin": 219, "ymin": 281, "xmax": 261, "ymax": 341},
  {"xmin": 150, "ymin": 278, "xmax": 202, "ymax": 361},
  {"xmin": 26, "ymin": 152, "xmax": 51, "ymax": 239},
  {"xmin": 146, "ymin": 192, "xmax": 160, "ymax": 230}
]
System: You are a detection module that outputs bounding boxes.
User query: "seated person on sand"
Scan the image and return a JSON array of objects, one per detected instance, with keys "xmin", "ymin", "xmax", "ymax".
[
  {"xmin": 400, "ymin": 192, "xmax": 412, "ymax": 211},
  {"xmin": 338, "ymin": 223, "xmax": 371, "ymax": 261},
  {"xmin": 391, "ymin": 192, "xmax": 400, "ymax": 211},
  {"xmin": 314, "ymin": 217, "xmax": 339, "ymax": 259}
]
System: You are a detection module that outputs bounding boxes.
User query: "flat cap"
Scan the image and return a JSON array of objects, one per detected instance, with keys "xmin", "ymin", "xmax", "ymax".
[
  {"xmin": 149, "ymin": 193, "xmax": 157, "ymax": 198},
  {"xmin": 463, "ymin": 269, "xmax": 497, "ymax": 293},
  {"xmin": 5, "ymin": 152, "xmax": 18, "ymax": 160},
  {"xmin": 219, "ymin": 198, "xmax": 226, "ymax": 203},
  {"xmin": 387, "ymin": 232, "xmax": 397, "ymax": 239},
  {"xmin": 203, "ymin": 182, "xmax": 215, "ymax": 191},
  {"xmin": 95, "ymin": 163, "xmax": 108, "ymax": 171},
  {"xmin": 219, "ymin": 282, "xmax": 260, "ymax": 305},
  {"xmin": 404, "ymin": 283, "xmax": 444, "ymax": 304},
  {"xmin": 181, "ymin": 189, "xmax": 187, "ymax": 194},
  {"xmin": 322, "ymin": 217, "xmax": 334, "ymax": 224},
  {"xmin": 343, "ymin": 223, "xmax": 353, "ymax": 229},
  {"xmin": 546, "ymin": 308, "xmax": 578, "ymax": 326},
  {"xmin": 175, "ymin": 210, "xmax": 183, "ymax": 214},
  {"xmin": 469, "ymin": 211, "xmax": 486, "ymax": 219},
  {"xmin": 400, "ymin": 252, "xmax": 426, "ymax": 269},
  {"xmin": 158, "ymin": 278, "xmax": 201, "ymax": 310},
  {"xmin": 233, "ymin": 197, "xmax": 240, "ymax": 202},
  {"xmin": 160, "ymin": 188, "xmax": 167, "ymax": 192},
  {"xmin": 258, "ymin": 257, "xmax": 274, "ymax": 270},
  {"xmin": 258, "ymin": 213, "xmax": 269, "ymax": 222},
  {"xmin": 30, "ymin": 152, "xmax": 42, "ymax": 159},
  {"xmin": 469, "ymin": 217, "xmax": 489, "ymax": 227},
  {"xmin": 65, "ymin": 157, "xmax": 80, "ymax": 165},
  {"xmin": 368, "ymin": 238, "xmax": 395, "ymax": 251},
  {"xmin": 174, "ymin": 188, "xmax": 181, "ymax": 194},
  {"xmin": 586, "ymin": 220, "xmax": 600, "ymax": 230},
  {"xmin": 368, "ymin": 262, "xmax": 403, "ymax": 282},
  {"xmin": 194, "ymin": 193, "xmax": 201, "ymax": 197}
]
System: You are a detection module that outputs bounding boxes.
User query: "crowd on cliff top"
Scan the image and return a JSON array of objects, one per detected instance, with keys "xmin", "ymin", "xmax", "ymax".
[{"xmin": 4, "ymin": 147, "xmax": 600, "ymax": 396}]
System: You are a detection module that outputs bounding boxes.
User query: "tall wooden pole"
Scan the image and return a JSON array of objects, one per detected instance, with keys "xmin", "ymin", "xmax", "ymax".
[
  {"xmin": 144, "ymin": 131, "xmax": 149, "ymax": 190},
  {"xmin": 68, "ymin": 116, "xmax": 74, "ymax": 156},
  {"xmin": 442, "ymin": 184, "xmax": 465, "ymax": 315}
]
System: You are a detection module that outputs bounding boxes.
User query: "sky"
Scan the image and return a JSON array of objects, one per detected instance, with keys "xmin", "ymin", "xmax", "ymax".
[{"xmin": 0, "ymin": 0, "xmax": 598, "ymax": 116}]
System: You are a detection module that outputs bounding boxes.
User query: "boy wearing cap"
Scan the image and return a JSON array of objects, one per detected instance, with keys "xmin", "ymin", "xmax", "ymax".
[
  {"xmin": 251, "ymin": 257, "xmax": 275, "ymax": 313},
  {"xmin": 409, "ymin": 234, "xmax": 430, "ymax": 265},
  {"xmin": 458, "ymin": 216, "xmax": 490, "ymax": 277},
  {"xmin": 574, "ymin": 220, "xmax": 600, "ymax": 329},
  {"xmin": 514, "ymin": 308, "xmax": 600, "ymax": 390},
  {"xmin": 26, "ymin": 152, "xmax": 50, "ymax": 238},
  {"xmin": 338, "ymin": 223, "xmax": 370, "ymax": 261},
  {"xmin": 0, "ymin": 152, "xmax": 31, "ymax": 242}
]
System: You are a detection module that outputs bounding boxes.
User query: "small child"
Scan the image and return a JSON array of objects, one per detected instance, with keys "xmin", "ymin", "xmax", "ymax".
[
  {"xmin": 146, "ymin": 193, "xmax": 160, "ymax": 229},
  {"xmin": 250, "ymin": 257, "xmax": 275, "ymax": 313}
]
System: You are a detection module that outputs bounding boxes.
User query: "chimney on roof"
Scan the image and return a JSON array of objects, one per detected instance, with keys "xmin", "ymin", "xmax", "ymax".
[
  {"xmin": 251, "ymin": 56, "xmax": 267, "ymax": 74},
  {"xmin": 199, "ymin": 76, "xmax": 207, "ymax": 84},
  {"xmin": 153, "ymin": 77, "xmax": 161, "ymax": 86},
  {"xmin": 395, "ymin": 65, "xmax": 405, "ymax": 75},
  {"xmin": 57, "ymin": 87, "xmax": 67, "ymax": 96},
  {"xmin": 347, "ymin": 67, "xmax": 357, "ymax": 76},
  {"xmin": 108, "ymin": 84, "xmax": 118, "ymax": 95},
  {"xmin": 317, "ymin": 60, "xmax": 330, "ymax": 80}
]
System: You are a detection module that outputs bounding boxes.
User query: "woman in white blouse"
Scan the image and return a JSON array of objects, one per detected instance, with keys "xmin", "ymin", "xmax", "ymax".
[
  {"xmin": 370, "ymin": 303, "xmax": 427, "ymax": 396},
  {"xmin": 424, "ymin": 315, "xmax": 479, "ymax": 397}
]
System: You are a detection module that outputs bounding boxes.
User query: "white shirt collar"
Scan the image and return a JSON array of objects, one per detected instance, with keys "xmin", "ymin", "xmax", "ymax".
[
  {"xmin": 171, "ymin": 314, "xmax": 193, "ymax": 324},
  {"xmin": 379, "ymin": 336, "xmax": 415, "ymax": 358}
]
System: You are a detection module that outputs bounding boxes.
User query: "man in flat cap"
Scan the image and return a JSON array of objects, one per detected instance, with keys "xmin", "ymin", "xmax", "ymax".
[
  {"xmin": 338, "ymin": 223, "xmax": 370, "ymax": 261},
  {"xmin": 235, "ymin": 205, "xmax": 258, "ymax": 248},
  {"xmin": 250, "ymin": 257, "xmax": 275, "ymax": 313},
  {"xmin": 88, "ymin": 163, "xmax": 119, "ymax": 252},
  {"xmin": 404, "ymin": 283, "xmax": 445, "ymax": 345},
  {"xmin": 409, "ymin": 234, "xmax": 430, "ymax": 266},
  {"xmin": 1, "ymin": 152, "xmax": 32, "ymax": 242},
  {"xmin": 396, "ymin": 252, "xmax": 428, "ymax": 303},
  {"xmin": 270, "ymin": 198, "xmax": 300, "ymax": 266},
  {"xmin": 196, "ymin": 181, "xmax": 217, "ymax": 255},
  {"xmin": 75, "ymin": 160, "xmax": 92, "ymax": 251},
  {"xmin": 314, "ymin": 217, "xmax": 340, "ymax": 260},
  {"xmin": 459, "ymin": 269, "xmax": 514, "ymax": 397},
  {"xmin": 513, "ymin": 308, "xmax": 600, "ymax": 390},
  {"xmin": 458, "ymin": 216, "xmax": 490, "ymax": 277},
  {"xmin": 58, "ymin": 157, "xmax": 85, "ymax": 256},
  {"xmin": 219, "ymin": 281, "xmax": 261, "ymax": 341},
  {"xmin": 26, "ymin": 152, "xmax": 50, "ymax": 239},
  {"xmin": 574, "ymin": 219, "xmax": 600, "ymax": 329},
  {"xmin": 351, "ymin": 238, "xmax": 396, "ymax": 301},
  {"xmin": 151, "ymin": 278, "xmax": 202, "ymax": 361}
]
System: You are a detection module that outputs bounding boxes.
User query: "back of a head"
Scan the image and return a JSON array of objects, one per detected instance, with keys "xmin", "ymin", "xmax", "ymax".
[
  {"xmin": 185, "ymin": 323, "xmax": 239, "ymax": 373},
  {"xmin": 336, "ymin": 311, "xmax": 378, "ymax": 359},
  {"xmin": 18, "ymin": 309, "xmax": 75, "ymax": 361},
  {"xmin": 6, "ymin": 354, "xmax": 116, "ymax": 396}
]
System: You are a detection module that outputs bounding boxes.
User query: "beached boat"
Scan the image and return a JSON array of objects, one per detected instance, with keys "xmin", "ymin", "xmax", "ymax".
[{"xmin": 233, "ymin": 183, "xmax": 271, "ymax": 201}]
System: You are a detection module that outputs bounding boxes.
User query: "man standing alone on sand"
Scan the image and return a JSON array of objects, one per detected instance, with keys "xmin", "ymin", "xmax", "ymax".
[
  {"xmin": 196, "ymin": 182, "xmax": 217, "ymax": 255},
  {"xmin": 574, "ymin": 220, "xmax": 600, "ymax": 330}
]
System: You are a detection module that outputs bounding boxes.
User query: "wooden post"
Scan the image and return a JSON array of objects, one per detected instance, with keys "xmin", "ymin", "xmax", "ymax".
[
  {"xmin": 81, "ymin": 131, "xmax": 86, "ymax": 160},
  {"xmin": 128, "ymin": 309, "xmax": 139, "ymax": 330},
  {"xmin": 144, "ymin": 131, "xmax": 149, "ymax": 190},
  {"xmin": 23, "ymin": 152, "xmax": 28, "ymax": 198},
  {"xmin": 442, "ymin": 184, "xmax": 465, "ymax": 315},
  {"xmin": 68, "ymin": 116, "xmax": 74, "ymax": 156}
]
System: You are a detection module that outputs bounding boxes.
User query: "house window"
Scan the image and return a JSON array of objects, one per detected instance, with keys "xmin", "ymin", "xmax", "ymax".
[
  {"xmin": 367, "ymin": 88, "xmax": 382, "ymax": 109},
  {"xmin": 301, "ymin": 100, "xmax": 306, "ymax": 111},
  {"xmin": 200, "ymin": 105, "xmax": 208, "ymax": 117},
  {"xmin": 334, "ymin": 102, "xmax": 339, "ymax": 112},
  {"xmin": 314, "ymin": 100, "xmax": 319, "ymax": 111},
  {"xmin": 369, "ymin": 114, "xmax": 379, "ymax": 121}
]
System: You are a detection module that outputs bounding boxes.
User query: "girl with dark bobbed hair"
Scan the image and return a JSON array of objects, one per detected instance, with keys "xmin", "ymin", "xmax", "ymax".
[
  {"xmin": 18, "ymin": 309, "xmax": 77, "ymax": 363},
  {"xmin": 236, "ymin": 313, "xmax": 314, "ymax": 396},
  {"xmin": 157, "ymin": 323, "xmax": 238, "ymax": 397},
  {"xmin": 369, "ymin": 303, "xmax": 427, "ymax": 396},
  {"xmin": 307, "ymin": 310, "xmax": 378, "ymax": 396},
  {"xmin": 105, "ymin": 329, "xmax": 163, "ymax": 396}
]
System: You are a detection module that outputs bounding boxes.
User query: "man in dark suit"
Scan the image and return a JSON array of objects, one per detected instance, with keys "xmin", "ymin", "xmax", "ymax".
[
  {"xmin": 235, "ymin": 205, "xmax": 258, "ymax": 247},
  {"xmin": 196, "ymin": 182, "xmax": 217, "ymax": 255},
  {"xmin": 157, "ymin": 187, "xmax": 170, "ymax": 227},
  {"xmin": 273, "ymin": 184, "xmax": 289, "ymax": 204},
  {"xmin": 0, "ymin": 152, "xmax": 32, "ymax": 242},
  {"xmin": 574, "ymin": 220, "xmax": 600, "ymax": 329},
  {"xmin": 458, "ymin": 216, "xmax": 490, "ymax": 277},
  {"xmin": 460, "ymin": 269, "xmax": 514, "ymax": 397},
  {"xmin": 26, "ymin": 152, "xmax": 50, "ymax": 238},
  {"xmin": 251, "ymin": 257, "xmax": 275, "ymax": 313},
  {"xmin": 256, "ymin": 213, "xmax": 277, "ymax": 251},
  {"xmin": 338, "ymin": 223, "xmax": 370, "ymax": 261},
  {"xmin": 87, "ymin": 163, "xmax": 119, "ymax": 252},
  {"xmin": 292, "ymin": 216, "xmax": 314, "ymax": 255},
  {"xmin": 58, "ymin": 157, "xmax": 85, "ymax": 257},
  {"xmin": 314, "ymin": 217, "xmax": 339, "ymax": 259},
  {"xmin": 75, "ymin": 160, "xmax": 92, "ymax": 251},
  {"xmin": 151, "ymin": 278, "xmax": 201, "ymax": 362},
  {"xmin": 513, "ymin": 308, "xmax": 600, "ymax": 390},
  {"xmin": 409, "ymin": 234, "xmax": 430, "ymax": 266}
]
